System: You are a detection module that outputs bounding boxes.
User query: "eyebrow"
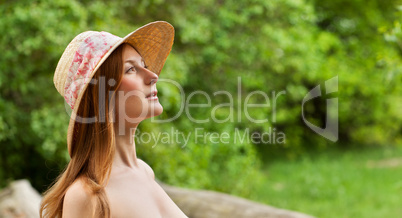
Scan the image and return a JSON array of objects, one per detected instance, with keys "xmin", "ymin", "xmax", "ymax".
[{"xmin": 124, "ymin": 58, "xmax": 145, "ymax": 66}]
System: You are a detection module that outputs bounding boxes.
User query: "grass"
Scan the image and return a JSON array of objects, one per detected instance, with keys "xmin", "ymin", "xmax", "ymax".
[{"xmin": 249, "ymin": 146, "xmax": 402, "ymax": 218}]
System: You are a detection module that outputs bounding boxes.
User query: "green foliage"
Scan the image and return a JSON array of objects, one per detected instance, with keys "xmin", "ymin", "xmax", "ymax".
[
  {"xmin": 0, "ymin": 0, "xmax": 401, "ymax": 203},
  {"xmin": 137, "ymin": 120, "xmax": 264, "ymax": 196},
  {"xmin": 0, "ymin": 0, "xmax": 134, "ymax": 190},
  {"xmin": 252, "ymin": 146, "xmax": 402, "ymax": 217}
]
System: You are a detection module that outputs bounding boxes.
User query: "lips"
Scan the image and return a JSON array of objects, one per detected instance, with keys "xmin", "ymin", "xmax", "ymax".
[{"xmin": 146, "ymin": 90, "xmax": 158, "ymax": 99}]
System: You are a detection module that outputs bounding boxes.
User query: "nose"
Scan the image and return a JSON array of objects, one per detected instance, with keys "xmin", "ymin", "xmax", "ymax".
[
  {"xmin": 149, "ymin": 77, "xmax": 158, "ymax": 85},
  {"xmin": 145, "ymin": 69, "xmax": 158, "ymax": 85}
]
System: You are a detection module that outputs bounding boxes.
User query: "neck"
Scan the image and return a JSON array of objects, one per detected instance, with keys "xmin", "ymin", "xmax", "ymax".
[{"xmin": 113, "ymin": 124, "xmax": 140, "ymax": 169}]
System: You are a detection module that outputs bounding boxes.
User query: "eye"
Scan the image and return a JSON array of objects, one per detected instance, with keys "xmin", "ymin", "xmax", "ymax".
[{"xmin": 126, "ymin": 66, "xmax": 137, "ymax": 73}]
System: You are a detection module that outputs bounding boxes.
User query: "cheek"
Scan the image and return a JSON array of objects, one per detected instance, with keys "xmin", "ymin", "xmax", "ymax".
[
  {"xmin": 115, "ymin": 77, "xmax": 146, "ymax": 116},
  {"xmin": 119, "ymin": 77, "xmax": 142, "ymax": 93},
  {"xmin": 118, "ymin": 79, "xmax": 143, "ymax": 106}
]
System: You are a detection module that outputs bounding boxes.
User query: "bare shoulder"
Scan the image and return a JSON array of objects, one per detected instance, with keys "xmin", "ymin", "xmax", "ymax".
[
  {"xmin": 138, "ymin": 158, "xmax": 155, "ymax": 180},
  {"xmin": 63, "ymin": 179, "xmax": 96, "ymax": 218}
]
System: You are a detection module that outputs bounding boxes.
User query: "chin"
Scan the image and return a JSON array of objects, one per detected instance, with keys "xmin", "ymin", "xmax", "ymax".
[{"xmin": 147, "ymin": 102, "xmax": 163, "ymax": 118}]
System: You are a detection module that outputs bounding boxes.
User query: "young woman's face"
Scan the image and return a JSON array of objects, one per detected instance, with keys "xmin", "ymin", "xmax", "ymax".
[{"xmin": 114, "ymin": 44, "xmax": 163, "ymax": 126}]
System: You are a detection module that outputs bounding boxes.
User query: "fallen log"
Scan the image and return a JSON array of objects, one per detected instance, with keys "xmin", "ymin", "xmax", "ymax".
[{"xmin": 159, "ymin": 182, "xmax": 314, "ymax": 218}]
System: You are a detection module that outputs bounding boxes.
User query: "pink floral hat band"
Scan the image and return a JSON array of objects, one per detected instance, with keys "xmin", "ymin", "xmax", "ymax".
[{"xmin": 64, "ymin": 31, "xmax": 121, "ymax": 109}]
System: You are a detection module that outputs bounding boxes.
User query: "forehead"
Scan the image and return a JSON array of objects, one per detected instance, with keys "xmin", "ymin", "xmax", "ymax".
[{"xmin": 122, "ymin": 44, "xmax": 143, "ymax": 63}]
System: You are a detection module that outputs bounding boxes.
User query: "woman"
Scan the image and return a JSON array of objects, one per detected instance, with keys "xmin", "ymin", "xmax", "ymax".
[{"xmin": 40, "ymin": 21, "xmax": 188, "ymax": 218}]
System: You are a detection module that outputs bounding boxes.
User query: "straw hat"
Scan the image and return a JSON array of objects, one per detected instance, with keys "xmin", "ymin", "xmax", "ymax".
[{"xmin": 53, "ymin": 21, "xmax": 174, "ymax": 157}]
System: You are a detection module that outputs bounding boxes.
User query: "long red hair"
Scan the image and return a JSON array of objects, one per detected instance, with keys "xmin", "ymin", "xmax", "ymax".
[{"xmin": 40, "ymin": 44, "xmax": 125, "ymax": 218}]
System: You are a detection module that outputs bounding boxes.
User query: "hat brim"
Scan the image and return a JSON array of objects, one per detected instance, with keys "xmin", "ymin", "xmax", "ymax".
[{"xmin": 66, "ymin": 21, "xmax": 174, "ymax": 156}]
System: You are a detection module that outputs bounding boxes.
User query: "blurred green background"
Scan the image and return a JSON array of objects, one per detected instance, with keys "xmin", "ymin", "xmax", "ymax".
[{"xmin": 0, "ymin": 0, "xmax": 401, "ymax": 217}]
